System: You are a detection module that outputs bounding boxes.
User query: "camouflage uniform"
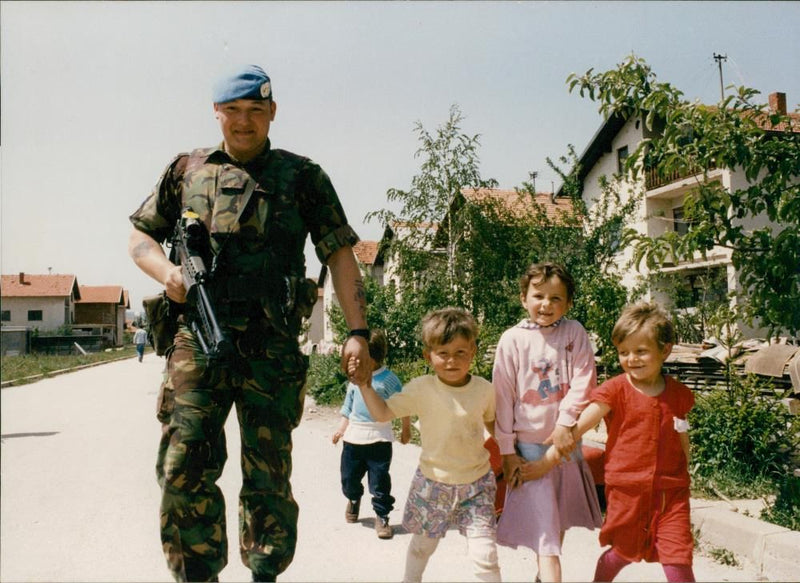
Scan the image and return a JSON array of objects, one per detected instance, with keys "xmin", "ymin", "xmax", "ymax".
[{"xmin": 131, "ymin": 141, "xmax": 358, "ymax": 581}]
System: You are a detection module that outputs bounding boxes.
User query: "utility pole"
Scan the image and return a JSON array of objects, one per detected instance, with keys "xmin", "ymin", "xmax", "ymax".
[
  {"xmin": 713, "ymin": 53, "xmax": 727, "ymax": 101},
  {"xmin": 529, "ymin": 171, "xmax": 538, "ymax": 193}
]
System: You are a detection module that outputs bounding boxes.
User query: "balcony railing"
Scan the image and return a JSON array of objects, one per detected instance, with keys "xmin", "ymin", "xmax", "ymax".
[{"xmin": 645, "ymin": 161, "xmax": 717, "ymax": 191}]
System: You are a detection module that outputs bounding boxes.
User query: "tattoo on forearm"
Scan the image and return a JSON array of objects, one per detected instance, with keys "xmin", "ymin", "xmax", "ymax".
[
  {"xmin": 131, "ymin": 240, "xmax": 157, "ymax": 260},
  {"xmin": 354, "ymin": 280, "xmax": 366, "ymax": 317}
]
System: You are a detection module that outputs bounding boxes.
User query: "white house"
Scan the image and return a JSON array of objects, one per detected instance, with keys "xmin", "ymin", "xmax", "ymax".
[
  {"xmin": 314, "ymin": 240, "xmax": 382, "ymax": 354},
  {"xmin": 1, "ymin": 273, "xmax": 81, "ymax": 331},
  {"xmin": 564, "ymin": 91, "xmax": 798, "ymax": 338},
  {"xmin": 300, "ymin": 282, "xmax": 325, "ymax": 354}
]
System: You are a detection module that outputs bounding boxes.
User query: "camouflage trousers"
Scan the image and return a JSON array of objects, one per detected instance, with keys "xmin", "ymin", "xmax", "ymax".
[{"xmin": 155, "ymin": 325, "xmax": 308, "ymax": 582}]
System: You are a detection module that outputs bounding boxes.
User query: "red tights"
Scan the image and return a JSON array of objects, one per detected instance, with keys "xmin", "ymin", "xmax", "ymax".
[{"xmin": 593, "ymin": 548, "xmax": 695, "ymax": 582}]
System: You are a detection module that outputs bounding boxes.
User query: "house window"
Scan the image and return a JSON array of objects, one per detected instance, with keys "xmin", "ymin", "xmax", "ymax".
[
  {"xmin": 1, "ymin": 310, "xmax": 10, "ymax": 322},
  {"xmin": 673, "ymin": 267, "xmax": 728, "ymax": 309},
  {"xmin": 617, "ymin": 146, "xmax": 629, "ymax": 175},
  {"xmin": 673, "ymin": 206, "xmax": 690, "ymax": 236},
  {"xmin": 28, "ymin": 310, "xmax": 43, "ymax": 322}
]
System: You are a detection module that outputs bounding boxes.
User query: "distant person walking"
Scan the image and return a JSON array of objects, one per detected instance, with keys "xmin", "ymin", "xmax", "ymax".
[{"xmin": 133, "ymin": 326, "xmax": 148, "ymax": 362}]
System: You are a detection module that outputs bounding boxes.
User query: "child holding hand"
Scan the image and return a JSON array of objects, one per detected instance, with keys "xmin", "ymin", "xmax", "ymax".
[
  {"xmin": 332, "ymin": 329, "xmax": 411, "ymax": 539},
  {"xmin": 348, "ymin": 307, "xmax": 500, "ymax": 582},
  {"xmin": 524, "ymin": 302, "xmax": 696, "ymax": 582},
  {"xmin": 493, "ymin": 262, "xmax": 602, "ymax": 582}
]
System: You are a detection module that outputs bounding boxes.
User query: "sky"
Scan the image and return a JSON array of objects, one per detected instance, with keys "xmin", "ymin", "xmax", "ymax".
[{"xmin": 2, "ymin": 1, "xmax": 799, "ymax": 314}]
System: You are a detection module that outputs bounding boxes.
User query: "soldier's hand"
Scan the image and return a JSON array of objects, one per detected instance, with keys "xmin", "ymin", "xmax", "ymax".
[
  {"xmin": 341, "ymin": 335, "xmax": 370, "ymax": 384},
  {"xmin": 164, "ymin": 265, "xmax": 187, "ymax": 304}
]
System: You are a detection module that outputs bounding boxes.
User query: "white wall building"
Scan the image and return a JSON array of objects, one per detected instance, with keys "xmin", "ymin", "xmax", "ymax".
[
  {"xmin": 567, "ymin": 92, "xmax": 797, "ymax": 338},
  {"xmin": 1, "ymin": 273, "xmax": 81, "ymax": 331}
]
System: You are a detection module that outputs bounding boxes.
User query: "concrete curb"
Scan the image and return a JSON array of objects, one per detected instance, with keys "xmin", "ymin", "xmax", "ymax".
[{"xmin": 691, "ymin": 499, "xmax": 800, "ymax": 582}]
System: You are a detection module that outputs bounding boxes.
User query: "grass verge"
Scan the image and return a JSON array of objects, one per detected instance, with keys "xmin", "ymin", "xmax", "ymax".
[{"xmin": 1, "ymin": 346, "xmax": 145, "ymax": 386}]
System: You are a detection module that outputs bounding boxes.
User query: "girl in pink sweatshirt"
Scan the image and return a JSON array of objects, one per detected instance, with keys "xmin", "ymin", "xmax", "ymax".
[{"xmin": 493, "ymin": 263, "xmax": 602, "ymax": 582}]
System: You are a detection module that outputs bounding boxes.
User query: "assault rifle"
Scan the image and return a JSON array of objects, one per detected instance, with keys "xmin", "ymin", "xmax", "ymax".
[{"xmin": 172, "ymin": 208, "xmax": 234, "ymax": 360}]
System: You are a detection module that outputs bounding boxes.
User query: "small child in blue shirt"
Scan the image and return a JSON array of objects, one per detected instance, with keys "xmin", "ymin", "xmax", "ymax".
[{"xmin": 332, "ymin": 329, "xmax": 411, "ymax": 539}]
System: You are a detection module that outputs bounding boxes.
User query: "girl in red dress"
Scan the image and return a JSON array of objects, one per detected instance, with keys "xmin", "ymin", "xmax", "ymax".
[{"xmin": 519, "ymin": 302, "xmax": 696, "ymax": 582}]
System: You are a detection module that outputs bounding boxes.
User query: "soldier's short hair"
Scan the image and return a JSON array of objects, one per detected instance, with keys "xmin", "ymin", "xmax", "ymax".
[
  {"xmin": 368, "ymin": 329, "xmax": 388, "ymax": 366},
  {"xmin": 519, "ymin": 262, "xmax": 575, "ymax": 302},
  {"xmin": 420, "ymin": 307, "xmax": 478, "ymax": 349},
  {"xmin": 612, "ymin": 302, "xmax": 676, "ymax": 349}
]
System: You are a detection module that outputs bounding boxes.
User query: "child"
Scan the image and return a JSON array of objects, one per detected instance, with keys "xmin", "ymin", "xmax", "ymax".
[
  {"xmin": 331, "ymin": 329, "xmax": 411, "ymax": 540},
  {"xmin": 348, "ymin": 308, "xmax": 500, "ymax": 582},
  {"xmin": 526, "ymin": 302, "xmax": 696, "ymax": 582},
  {"xmin": 493, "ymin": 262, "xmax": 602, "ymax": 582}
]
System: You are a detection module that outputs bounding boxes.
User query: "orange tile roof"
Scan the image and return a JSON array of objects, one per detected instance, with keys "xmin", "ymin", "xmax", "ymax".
[
  {"xmin": 752, "ymin": 111, "xmax": 800, "ymax": 133},
  {"xmin": 353, "ymin": 240, "xmax": 379, "ymax": 265},
  {"xmin": 390, "ymin": 220, "xmax": 439, "ymax": 231},
  {"xmin": 461, "ymin": 188, "xmax": 575, "ymax": 221},
  {"xmin": 698, "ymin": 104, "xmax": 800, "ymax": 134},
  {"xmin": 76, "ymin": 285, "xmax": 126, "ymax": 305},
  {"xmin": 1, "ymin": 273, "xmax": 80, "ymax": 298}
]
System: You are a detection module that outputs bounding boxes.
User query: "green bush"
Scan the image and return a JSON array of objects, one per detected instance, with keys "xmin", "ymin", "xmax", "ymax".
[
  {"xmin": 306, "ymin": 352, "xmax": 347, "ymax": 406},
  {"xmin": 761, "ymin": 474, "xmax": 800, "ymax": 531},
  {"xmin": 689, "ymin": 374, "xmax": 800, "ymax": 515}
]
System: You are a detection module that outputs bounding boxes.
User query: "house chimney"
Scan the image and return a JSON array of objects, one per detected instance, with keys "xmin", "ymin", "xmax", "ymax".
[
  {"xmin": 19, "ymin": 272, "xmax": 25, "ymax": 284},
  {"xmin": 769, "ymin": 92, "xmax": 787, "ymax": 115}
]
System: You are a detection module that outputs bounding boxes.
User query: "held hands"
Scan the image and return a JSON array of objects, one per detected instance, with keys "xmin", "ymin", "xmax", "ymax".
[
  {"xmin": 503, "ymin": 449, "xmax": 563, "ymax": 489},
  {"xmin": 342, "ymin": 336, "xmax": 370, "ymax": 385},
  {"xmin": 400, "ymin": 419, "xmax": 411, "ymax": 445},
  {"xmin": 518, "ymin": 448, "xmax": 562, "ymax": 482},
  {"xmin": 546, "ymin": 424, "xmax": 576, "ymax": 458},
  {"xmin": 346, "ymin": 356, "xmax": 370, "ymax": 388},
  {"xmin": 502, "ymin": 454, "xmax": 524, "ymax": 489}
]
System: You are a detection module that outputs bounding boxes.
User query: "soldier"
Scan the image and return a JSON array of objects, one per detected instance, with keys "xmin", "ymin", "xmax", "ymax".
[{"xmin": 128, "ymin": 64, "xmax": 371, "ymax": 582}]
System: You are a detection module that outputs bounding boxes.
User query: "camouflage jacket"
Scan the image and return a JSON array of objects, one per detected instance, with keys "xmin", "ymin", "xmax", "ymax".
[{"xmin": 130, "ymin": 140, "xmax": 359, "ymax": 331}]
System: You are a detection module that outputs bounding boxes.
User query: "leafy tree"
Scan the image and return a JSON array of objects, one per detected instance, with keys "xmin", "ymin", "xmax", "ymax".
[
  {"xmin": 567, "ymin": 54, "xmax": 800, "ymax": 337},
  {"xmin": 366, "ymin": 104, "xmax": 498, "ymax": 307},
  {"xmin": 328, "ymin": 274, "xmax": 429, "ymax": 365},
  {"xmin": 650, "ymin": 267, "xmax": 729, "ymax": 343},
  {"xmin": 528, "ymin": 149, "xmax": 635, "ymax": 369},
  {"xmin": 366, "ymin": 103, "xmax": 632, "ymax": 368}
]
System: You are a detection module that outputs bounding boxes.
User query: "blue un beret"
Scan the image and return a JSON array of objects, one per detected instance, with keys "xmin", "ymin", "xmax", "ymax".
[{"xmin": 212, "ymin": 65, "xmax": 272, "ymax": 104}]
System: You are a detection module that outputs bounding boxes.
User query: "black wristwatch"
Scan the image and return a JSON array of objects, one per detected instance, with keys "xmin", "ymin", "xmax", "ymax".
[{"xmin": 348, "ymin": 329, "xmax": 370, "ymax": 339}]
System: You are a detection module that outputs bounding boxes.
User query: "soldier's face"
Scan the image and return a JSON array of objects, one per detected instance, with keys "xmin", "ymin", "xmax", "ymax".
[{"xmin": 214, "ymin": 99, "xmax": 277, "ymax": 162}]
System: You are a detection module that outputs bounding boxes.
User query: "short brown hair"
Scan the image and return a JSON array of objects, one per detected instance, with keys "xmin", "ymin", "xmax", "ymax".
[
  {"xmin": 612, "ymin": 302, "xmax": 676, "ymax": 349},
  {"xmin": 519, "ymin": 262, "xmax": 575, "ymax": 302},
  {"xmin": 368, "ymin": 329, "xmax": 388, "ymax": 365},
  {"xmin": 420, "ymin": 307, "xmax": 478, "ymax": 349}
]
